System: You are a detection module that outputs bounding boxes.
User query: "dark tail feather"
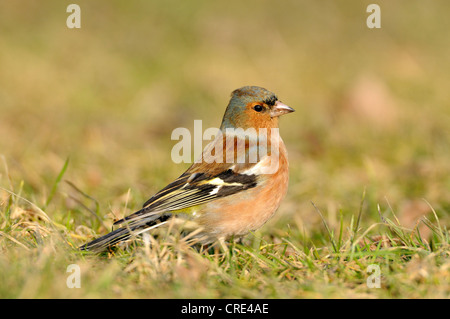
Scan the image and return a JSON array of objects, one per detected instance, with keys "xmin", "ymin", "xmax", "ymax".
[
  {"xmin": 79, "ymin": 227, "xmax": 135, "ymax": 252},
  {"xmin": 79, "ymin": 214, "xmax": 171, "ymax": 252}
]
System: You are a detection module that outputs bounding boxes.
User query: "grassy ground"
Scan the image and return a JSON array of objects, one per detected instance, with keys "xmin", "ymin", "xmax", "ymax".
[{"xmin": 0, "ymin": 1, "xmax": 449, "ymax": 298}]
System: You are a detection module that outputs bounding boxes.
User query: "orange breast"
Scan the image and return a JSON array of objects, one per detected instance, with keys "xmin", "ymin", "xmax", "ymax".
[{"xmin": 197, "ymin": 140, "xmax": 289, "ymax": 240}]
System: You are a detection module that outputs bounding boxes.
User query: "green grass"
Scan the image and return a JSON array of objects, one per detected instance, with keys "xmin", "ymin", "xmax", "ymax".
[
  {"xmin": 0, "ymin": 183, "xmax": 448, "ymax": 298},
  {"xmin": 0, "ymin": 1, "xmax": 449, "ymax": 298}
]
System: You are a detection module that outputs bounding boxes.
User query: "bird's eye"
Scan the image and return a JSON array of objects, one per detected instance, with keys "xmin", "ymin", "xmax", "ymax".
[{"xmin": 253, "ymin": 105, "xmax": 263, "ymax": 112}]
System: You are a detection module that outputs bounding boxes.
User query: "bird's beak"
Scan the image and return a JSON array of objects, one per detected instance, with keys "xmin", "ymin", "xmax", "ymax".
[{"xmin": 271, "ymin": 100, "xmax": 295, "ymax": 118}]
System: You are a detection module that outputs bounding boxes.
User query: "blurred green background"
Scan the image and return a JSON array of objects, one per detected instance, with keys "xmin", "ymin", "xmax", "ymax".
[{"xmin": 0, "ymin": 0, "xmax": 449, "ymax": 273}]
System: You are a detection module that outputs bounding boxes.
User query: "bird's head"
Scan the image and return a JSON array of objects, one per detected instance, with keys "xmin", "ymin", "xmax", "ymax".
[{"xmin": 220, "ymin": 86, "xmax": 294, "ymax": 130}]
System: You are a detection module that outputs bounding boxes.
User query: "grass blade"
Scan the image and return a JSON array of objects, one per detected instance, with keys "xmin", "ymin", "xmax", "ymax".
[
  {"xmin": 311, "ymin": 201, "xmax": 338, "ymax": 253},
  {"xmin": 44, "ymin": 158, "xmax": 69, "ymax": 209}
]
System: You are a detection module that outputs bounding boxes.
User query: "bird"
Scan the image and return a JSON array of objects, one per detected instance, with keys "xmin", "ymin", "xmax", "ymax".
[{"xmin": 79, "ymin": 86, "xmax": 294, "ymax": 252}]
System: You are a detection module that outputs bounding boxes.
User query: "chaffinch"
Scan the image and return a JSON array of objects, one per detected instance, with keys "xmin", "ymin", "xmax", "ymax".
[{"xmin": 80, "ymin": 86, "xmax": 294, "ymax": 252}]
